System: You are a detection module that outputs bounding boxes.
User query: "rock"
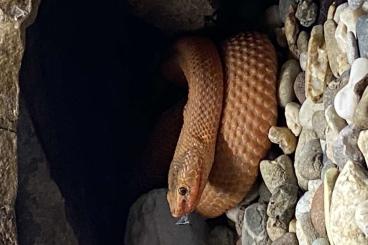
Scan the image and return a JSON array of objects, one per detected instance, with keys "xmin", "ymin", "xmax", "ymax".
[
  {"xmin": 289, "ymin": 219, "xmax": 296, "ymax": 233},
  {"xmin": 271, "ymin": 232, "xmax": 298, "ymax": 245},
  {"xmin": 312, "ymin": 238, "xmax": 330, "ymax": 245},
  {"xmin": 340, "ymin": 5, "xmax": 365, "ymax": 36},
  {"xmin": 324, "ymin": 19, "xmax": 348, "ymax": 78},
  {"xmin": 296, "ymin": 184, "xmax": 321, "ymax": 220},
  {"xmin": 265, "ymin": 5, "xmax": 283, "ymax": 29},
  {"xmin": 358, "ymin": 130, "xmax": 368, "ymax": 166},
  {"xmin": 242, "ymin": 203, "xmax": 270, "ymax": 244},
  {"xmin": 275, "ymin": 28, "xmax": 288, "ymax": 48},
  {"xmin": 124, "ymin": 189, "xmax": 208, "ymax": 245},
  {"xmin": 330, "ymin": 161, "xmax": 368, "ymax": 244},
  {"xmin": 285, "ymin": 102, "xmax": 302, "ymax": 136},
  {"xmin": 320, "ymin": 161, "xmax": 337, "ymax": 180},
  {"xmin": 294, "ymin": 72, "xmax": 306, "ymax": 103},
  {"xmin": 285, "ymin": 6, "xmax": 299, "ymax": 57},
  {"xmin": 128, "ymin": 0, "xmax": 215, "ymax": 33},
  {"xmin": 297, "ymin": 139, "xmax": 323, "ymax": 180},
  {"xmin": 295, "ymin": 0, "xmax": 318, "ymax": 27},
  {"xmin": 324, "ymin": 167, "xmax": 339, "ymax": 244},
  {"xmin": 327, "ymin": 2, "xmax": 336, "ymax": 21},
  {"xmin": 346, "ymin": 31, "xmax": 359, "ymax": 64},
  {"xmin": 312, "ymin": 110, "xmax": 327, "ymax": 139},
  {"xmin": 333, "ymin": 124, "xmax": 364, "ymax": 169},
  {"xmin": 349, "ymin": 0, "xmax": 365, "ymax": 9},
  {"xmin": 16, "ymin": 102, "xmax": 78, "ymax": 245},
  {"xmin": 363, "ymin": 0, "xmax": 368, "ymax": 12},
  {"xmin": 295, "ymin": 129, "xmax": 319, "ymax": 190},
  {"xmin": 354, "ymin": 85, "xmax": 368, "ymax": 129},
  {"xmin": 260, "ymin": 155, "xmax": 297, "ymax": 194},
  {"xmin": 355, "ymin": 200, "xmax": 368, "ymax": 236},
  {"xmin": 267, "ymin": 184, "xmax": 299, "ymax": 225},
  {"xmin": 278, "ymin": 60, "xmax": 300, "ymax": 107},
  {"xmin": 310, "ymin": 184, "xmax": 326, "ymax": 237},
  {"xmin": 334, "ymin": 58, "xmax": 368, "ymax": 123},
  {"xmin": 335, "ymin": 20, "xmax": 348, "ymax": 53},
  {"xmin": 296, "ymin": 214, "xmax": 319, "ymax": 245},
  {"xmin": 333, "ymin": 3, "xmax": 348, "ymax": 23},
  {"xmin": 259, "ymin": 181, "xmax": 272, "ymax": 204},
  {"xmin": 325, "ymin": 105, "xmax": 347, "ymax": 133},
  {"xmin": 308, "ymin": 179, "xmax": 323, "ymax": 192},
  {"xmin": 305, "ymin": 25, "xmax": 331, "ymax": 102},
  {"xmin": 279, "ymin": 0, "xmax": 298, "ymax": 23},
  {"xmin": 268, "ymin": 127, "xmax": 297, "ymax": 154},
  {"xmin": 299, "ymin": 98, "xmax": 324, "ymax": 129},
  {"xmin": 208, "ymin": 226, "xmax": 235, "ymax": 245},
  {"xmin": 357, "ymin": 15, "xmax": 368, "ymax": 58},
  {"xmin": 297, "ymin": 31, "xmax": 309, "ymax": 54},
  {"xmin": 323, "ymin": 71, "xmax": 350, "ymax": 108},
  {"xmin": 267, "ymin": 217, "xmax": 288, "ymax": 241}
]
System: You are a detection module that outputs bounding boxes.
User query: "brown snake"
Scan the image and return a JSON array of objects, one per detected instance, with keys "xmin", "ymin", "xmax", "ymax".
[{"xmin": 166, "ymin": 33, "xmax": 278, "ymax": 218}]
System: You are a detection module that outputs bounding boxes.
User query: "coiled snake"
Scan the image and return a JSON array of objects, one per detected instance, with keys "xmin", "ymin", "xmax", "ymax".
[{"xmin": 166, "ymin": 33, "xmax": 278, "ymax": 218}]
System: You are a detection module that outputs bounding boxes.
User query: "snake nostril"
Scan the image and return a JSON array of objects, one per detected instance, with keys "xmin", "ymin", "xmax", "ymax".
[{"xmin": 178, "ymin": 187, "xmax": 188, "ymax": 196}]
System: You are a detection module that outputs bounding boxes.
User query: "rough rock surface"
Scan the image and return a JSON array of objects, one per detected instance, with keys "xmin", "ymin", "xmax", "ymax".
[
  {"xmin": 357, "ymin": 15, "xmax": 368, "ymax": 59},
  {"xmin": 16, "ymin": 101, "xmax": 78, "ymax": 245},
  {"xmin": 299, "ymin": 98, "xmax": 324, "ymax": 129},
  {"xmin": 124, "ymin": 189, "xmax": 209, "ymax": 245},
  {"xmin": 267, "ymin": 217, "xmax": 287, "ymax": 241},
  {"xmin": 294, "ymin": 72, "xmax": 306, "ymax": 103},
  {"xmin": 0, "ymin": 0, "xmax": 40, "ymax": 243},
  {"xmin": 278, "ymin": 60, "xmax": 300, "ymax": 107},
  {"xmin": 128, "ymin": 0, "xmax": 215, "ymax": 33},
  {"xmin": 279, "ymin": 0, "xmax": 297, "ymax": 23},
  {"xmin": 330, "ymin": 161, "xmax": 368, "ymax": 245},
  {"xmin": 285, "ymin": 102, "xmax": 302, "ymax": 136},
  {"xmin": 268, "ymin": 127, "xmax": 297, "ymax": 154},
  {"xmin": 296, "ymin": 137, "xmax": 323, "ymax": 181},
  {"xmin": 295, "ymin": 0, "xmax": 318, "ymax": 27},
  {"xmin": 285, "ymin": 6, "xmax": 299, "ymax": 57},
  {"xmin": 355, "ymin": 200, "xmax": 368, "ymax": 236},
  {"xmin": 242, "ymin": 203, "xmax": 271, "ymax": 245},
  {"xmin": 296, "ymin": 213, "xmax": 319, "ymax": 245},
  {"xmin": 310, "ymin": 184, "xmax": 326, "ymax": 237},
  {"xmin": 323, "ymin": 71, "xmax": 350, "ymax": 108},
  {"xmin": 271, "ymin": 232, "xmax": 298, "ymax": 245}
]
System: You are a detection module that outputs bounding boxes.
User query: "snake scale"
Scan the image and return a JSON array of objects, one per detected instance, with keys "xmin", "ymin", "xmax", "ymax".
[{"xmin": 166, "ymin": 33, "xmax": 278, "ymax": 218}]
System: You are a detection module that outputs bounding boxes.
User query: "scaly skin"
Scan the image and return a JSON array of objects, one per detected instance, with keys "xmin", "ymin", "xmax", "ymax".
[{"xmin": 167, "ymin": 33, "xmax": 278, "ymax": 218}]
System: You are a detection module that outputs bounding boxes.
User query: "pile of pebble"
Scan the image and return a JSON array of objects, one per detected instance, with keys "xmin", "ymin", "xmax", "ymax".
[
  {"xmin": 125, "ymin": 1, "xmax": 368, "ymax": 244},
  {"xmin": 226, "ymin": 0, "xmax": 368, "ymax": 244}
]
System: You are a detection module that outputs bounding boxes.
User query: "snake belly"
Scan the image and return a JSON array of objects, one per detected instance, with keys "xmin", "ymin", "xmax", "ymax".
[{"xmin": 167, "ymin": 33, "xmax": 278, "ymax": 218}]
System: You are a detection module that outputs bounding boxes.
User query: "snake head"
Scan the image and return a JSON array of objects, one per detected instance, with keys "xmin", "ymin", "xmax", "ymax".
[{"xmin": 167, "ymin": 151, "xmax": 203, "ymax": 218}]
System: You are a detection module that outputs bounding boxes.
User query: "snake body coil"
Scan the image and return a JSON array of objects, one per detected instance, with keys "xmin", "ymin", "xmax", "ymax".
[{"xmin": 167, "ymin": 33, "xmax": 278, "ymax": 218}]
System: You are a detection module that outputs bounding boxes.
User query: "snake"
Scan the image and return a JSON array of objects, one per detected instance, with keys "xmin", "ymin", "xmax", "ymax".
[{"xmin": 166, "ymin": 32, "xmax": 278, "ymax": 218}]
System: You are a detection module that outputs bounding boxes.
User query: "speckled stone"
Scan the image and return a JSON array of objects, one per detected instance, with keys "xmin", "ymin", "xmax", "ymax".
[
  {"xmin": 268, "ymin": 127, "xmax": 297, "ymax": 154},
  {"xmin": 278, "ymin": 60, "xmax": 301, "ymax": 107},
  {"xmin": 312, "ymin": 110, "xmax": 327, "ymax": 140},
  {"xmin": 242, "ymin": 203, "xmax": 271, "ymax": 244},
  {"xmin": 310, "ymin": 184, "xmax": 326, "ymax": 237},
  {"xmin": 323, "ymin": 70, "xmax": 350, "ymax": 108},
  {"xmin": 285, "ymin": 6, "xmax": 299, "ymax": 57},
  {"xmin": 271, "ymin": 232, "xmax": 298, "ymax": 245},
  {"xmin": 267, "ymin": 217, "xmax": 288, "ymax": 241},
  {"xmin": 330, "ymin": 161, "xmax": 368, "ymax": 244},
  {"xmin": 294, "ymin": 72, "xmax": 306, "ymax": 103},
  {"xmin": 295, "ymin": 0, "xmax": 318, "ymax": 27},
  {"xmin": 357, "ymin": 15, "xmax": 368, "ymax": 58},
  {"xmin": 296, "ymin": 213, "xmax": 319, "ymax": 245}
]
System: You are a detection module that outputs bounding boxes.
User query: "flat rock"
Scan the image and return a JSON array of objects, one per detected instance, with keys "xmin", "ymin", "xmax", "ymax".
[
  {"xmin": 310, "ymin": 184, "xmax": 326, "ymax": 237},
  {"xmin": 260, "ymin": 155, "xmax": 297, "ymax": 194},
  {"xmin": 295, "ymin": 0, "xmax": 318, "ymax": 27},
  {"xmin": 208, "ymin": 226, "xmax": 235, "ymax": 245},
  {"xmin": 267, "ymin": 184, "xmax": 299, "ymax": 225},
  {"xmin": 296, "ymin": 213, "xmax": 319, "ymax": 245},
  {"xmin": 278, "ymin": 60, "xmax": 300, "ymax": 107},
  {"xmin": 128, "ymin": 0, "xmax": 215, "ymax": 33},
  {"xmin": 294, "ymin": 72, "xmax": 306, "ymax": 103},
  {"xmin": 242, "ymin": 203, "xmax": 271, "ymax": 245},
  {"xmin": 268, "ymin": 127, "xmax": 297, "ymax": 154},
  {"xmin": 330, "ymin": 161, "xmax": 368, "ymax": 244},
  {"xmin": 267, "ymin": 217, "xmax": 288, "ymax": 241},
  {"xmin": 299, "ymin": 98, "xmax": 324, "ymax": 129},
  {"xmin": 285, "ymin": 102, "xmax": 302, "ymax": 136},
  {"xmin": 355, "ymin": 200, "xmax": 368, "ymax": 236},
  {"xmin": 358, "ymin": 130, "xmax": 368, "ymax": 166},
  {"xmin": 271, "ymin": 232, "xmax": 298, "ymax": 245},
  {"xmin": 124, "ymin": 189, "xmax": 208, "ymax": 245},
  {"xmin": 357, "ymin": 15, "xmax": 368, "ymax": 58},
  {"xmin": 353, "ymin": 83, "xmax": 368, "ymax": 129},
  {"xmin": 333, "ymin": 124, "xmax": 363, "ymax": 169}
]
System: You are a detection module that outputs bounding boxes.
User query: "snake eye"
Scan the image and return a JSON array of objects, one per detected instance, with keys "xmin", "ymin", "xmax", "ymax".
[{"xmin": 178, "ymin": 186, "xmax": 188, "ymax": 196}]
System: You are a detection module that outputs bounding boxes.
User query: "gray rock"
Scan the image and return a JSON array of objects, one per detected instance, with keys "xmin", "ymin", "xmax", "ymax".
[
  {"xmin": 260, "ymin": 155, "xmax": 297, "ymax": 194},
  {"xmin": 124, "ymin": 189, "xmax": 208, "ymax": 245},
  {"xmin": 310, "ymin": 184, "xmax": 326, "ymax": 237},
  {"xmin": 267, "ymin": 184, "xmax": 299, "ymax": 225},
  {"xmin": 347, "ymin": 31, "xmax": 359, "ymax": 64},
  {"xmin": 312, "ymin": 110, "xmax": 327, "ymax": 140},
  {"xmin": 330, "ymin": 161, "xmax": 368, "ymax": 244},
  {"xmin": 16, "ymin": 101, "xmax": 78, "ymax": 245},
  {"xmin": 242, "ymin": 203, "xmax": 270, "ymax": 245},
  {"xmin": 323, "ymin": 70, "xmax": 350, "ymax": 109},
  {"xmin": 325, "ymin": 105, "xmax": 347, "ymax": 133},
  {"xmin": 294, "ymin": 72, "xmax": 306, "ymax": 104},
  {"xmin": 296, "ymin": 214, "xmax": 319, "ymax": 245},
  {"xmin": 349, "ymin": 0, "xmax": 365, "ymax": 9},
  {"xmin": 297, "ymin": 31, "xmax": 309, "ymax": 54},
  {"xmin": 279, "ymin": 0, "xmax": 297, "ymax": 23},
  {"xmin": 354, "ymin": 85, "xmax": 368, "ymax": 129},
  {"xmin": 333, "ymin": 124, "xmax": 364, "ymax": 169},
  {"xmin": 259, "ymin": 182, "xmax": 272, "ymax": 204},
  {"xmin": 278, "ymin": 60, "xmax": 300, "ymax": 107},
  {"xmin": 312, "ymin": 238, "xmax": 330, "ymax": 245},
  {"xmin": 295, "ymin": 0, "xmax": 318, "ymax": 27},
  {"xmin": 271, "ymin": 232, "xmax": 298, "ymax": 245},
  {"xmin": 208, "ymin": 226, "xmax": 235, "ymax": 245},
  {"xmin": 357, "ymin": 15, "xmax": 368, "ymax": 59},
  {"xmin": 128, "ymin": 0, "xmax": 215, "ymax": 33},
  {"xmin": 267, "ymin": 217, "xmax": 288, "ymax": 241},
  {"xmin": 297, "ymin": 139, "xmax": 323, "ymax": 180}
]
